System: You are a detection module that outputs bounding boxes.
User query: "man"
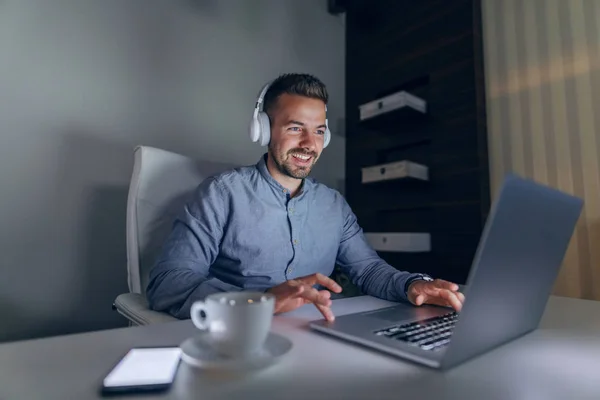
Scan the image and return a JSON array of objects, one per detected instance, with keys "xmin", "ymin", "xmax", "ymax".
[{"xmin": 146, "ymin": 73, "xmax": 464, "ymax": 321}]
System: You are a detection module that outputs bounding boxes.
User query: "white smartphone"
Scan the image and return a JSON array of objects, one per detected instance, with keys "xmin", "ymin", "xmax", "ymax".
[{"xmin": 100, "ymin": 347, "xmax": 182, "ymax": 396}]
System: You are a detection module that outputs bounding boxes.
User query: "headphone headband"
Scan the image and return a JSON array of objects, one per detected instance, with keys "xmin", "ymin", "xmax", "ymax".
[{"xmin": 254, "ymin": 81, "xmax": 272, "ymax": 118}]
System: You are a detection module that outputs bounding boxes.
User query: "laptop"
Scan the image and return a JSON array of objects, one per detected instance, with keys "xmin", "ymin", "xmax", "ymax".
[{"xmin": 309, "ymin": 174, "xmax": 584, "ymax": 369}]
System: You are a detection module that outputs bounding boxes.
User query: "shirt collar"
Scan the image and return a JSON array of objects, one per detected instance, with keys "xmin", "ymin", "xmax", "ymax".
[{"xmin": 256, "ymin": 153, "xmax": 312, "ymax": 197}]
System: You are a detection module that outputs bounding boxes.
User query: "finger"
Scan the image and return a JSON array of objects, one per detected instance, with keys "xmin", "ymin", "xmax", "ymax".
[
  {"xmin": 413, "ymin": 294, "xmax": 426, "ymax": 306},
  {"xmin": 299, "ymin": 273, "xmax": 342, "ymax": 293},
  {"xmin": 302, "ymin": 290, "xmax": 330, "ymax": 305},
  {"xmin": 438, "ymin": 289, "xmax": 463, "ymax": 311},
  {"xmin": 417, "ymin": 294, "xmax": 456, "ymax": 311},
  {"xmin": 298, "ymin": 285, "xmax": 332, "ymax": 307},
  {"xmin": 421, "ymin": 282, "xmax": 456, "ymax": 297},
  {"xmin": 273, "ymin": 296, "xmax": 304, "ymax": 314},
  {"xmin": 315, "ymin": 303, "xmax": 335, "ymax": 321},
  {"xmin": 433, "ymin": 279, "xmax": 460, "ymax": 292},
  {"xmin": 416, "ymin": 289, "xmax": 462, "ymax": 311},
  {"xmin": 274, "ymin": 285, "xmax": 304, "ymax": 313},
  {"xmin": 283, "ymin": 283, "xmax": 304, "ymax": 299},
  {"xmin": 456, "ymin": 291, "xmax": 465, "ymax": 304}
]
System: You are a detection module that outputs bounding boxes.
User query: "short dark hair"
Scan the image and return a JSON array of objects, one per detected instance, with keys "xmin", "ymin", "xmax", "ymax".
[{"xmin": 262, "ymin": 73, "xmax": 328, "ymax": 116}]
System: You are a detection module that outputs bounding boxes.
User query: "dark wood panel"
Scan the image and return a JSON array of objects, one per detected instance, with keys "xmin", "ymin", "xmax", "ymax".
[
  {"xmin": 376, "ymin": 252, "xmax": 436, "ymax": 276},
  {"xmin": 352, "ymin": 35, "xmax": 477, "ymax": 107},
  {"xmin": 350, "ymin": 0, "xmax": 450, "ymax": 48},
  {"xmin": 351, "ymin": 168, "xmax": 484, "ymax": 212},
  {"xmin": 356, "ymin": 203, "xmax": 483, "ymax": 234},
  {"xmin": 351, "ymin": 1, "xmax": 475, "ymax": 70},
  {"xmin": 344, "ymin": 0, "xmax": 489, "ymax": 283}
]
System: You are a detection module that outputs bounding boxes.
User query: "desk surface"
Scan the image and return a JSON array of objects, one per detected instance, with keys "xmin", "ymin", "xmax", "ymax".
[{"xmin": 1, "ymin": 295, "xmax": 599, "ymax": 400}]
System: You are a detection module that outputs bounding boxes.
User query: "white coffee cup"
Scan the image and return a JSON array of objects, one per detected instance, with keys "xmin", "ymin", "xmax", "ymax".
[{"xmin": 190, "ymin": 291, "xmax": 275, "ymax": 359}]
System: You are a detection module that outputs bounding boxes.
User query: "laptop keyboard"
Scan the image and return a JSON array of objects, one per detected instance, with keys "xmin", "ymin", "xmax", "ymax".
[{"xmin": 373, "ymin": 311, "xmax": 458, "ymax": 351}]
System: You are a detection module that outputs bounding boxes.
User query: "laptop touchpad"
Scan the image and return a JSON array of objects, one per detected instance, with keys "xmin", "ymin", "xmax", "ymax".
[
  {"xmin": 365, "ymin": 306, "xmax": 417, "ymax": 322},
  {"xmin": 367, "ymin": 306, "xmax": 449, "ymax": 323}
]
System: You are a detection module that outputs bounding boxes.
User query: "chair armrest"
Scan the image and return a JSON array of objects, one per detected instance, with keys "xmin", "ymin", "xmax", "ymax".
[{"xmin": 113, "ymin": 293, "xmax": 178, "ymax": 325}]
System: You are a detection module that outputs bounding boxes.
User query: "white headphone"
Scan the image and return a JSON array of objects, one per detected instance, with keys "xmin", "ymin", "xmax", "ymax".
[{"xmin": 249, "ymin": 81, "xmax": 331, "ymax": 148}]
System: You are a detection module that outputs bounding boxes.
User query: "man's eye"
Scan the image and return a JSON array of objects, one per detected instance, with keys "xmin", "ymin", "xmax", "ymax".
[
  {"xmin": 289, "ymin": 127, "xmax": 301, "ymax": 131},
  {"xmin": 316, "ymin": 130, "xmax": 325, "ymax": 135}
]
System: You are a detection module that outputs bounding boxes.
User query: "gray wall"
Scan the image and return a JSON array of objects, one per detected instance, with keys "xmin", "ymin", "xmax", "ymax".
[{"xmin": 0, "ymin": 0, "xmax": 345, "ymax": 342}]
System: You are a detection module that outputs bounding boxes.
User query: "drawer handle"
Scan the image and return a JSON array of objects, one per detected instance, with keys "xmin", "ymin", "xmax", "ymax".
[{"xmin": 380, "ymin": 167, "xmax": 386, "ymax": 175}]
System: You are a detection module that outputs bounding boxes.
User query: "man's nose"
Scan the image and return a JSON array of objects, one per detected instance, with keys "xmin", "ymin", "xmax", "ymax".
[{"xmin": 298, "ymin": 131, "xmax": 316, "ymax": 150}]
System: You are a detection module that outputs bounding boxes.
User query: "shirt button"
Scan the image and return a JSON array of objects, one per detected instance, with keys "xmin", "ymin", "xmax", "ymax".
[
  {"xmin": 287, "ymin": 267, "xmax": 293, "ymax": 274},
  {"xmin": 293, "ymin": 239, "xmax": 299, "ymax": 245}
]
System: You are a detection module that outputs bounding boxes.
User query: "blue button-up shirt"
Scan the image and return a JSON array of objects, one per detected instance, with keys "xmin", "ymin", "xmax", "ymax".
[{"xmin": 146, "ymin": 154, "xmax": 421, "ymax": 319}]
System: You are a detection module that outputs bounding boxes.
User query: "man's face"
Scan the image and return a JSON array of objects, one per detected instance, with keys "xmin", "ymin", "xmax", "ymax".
[{"xmin": 267, "ymin": 93, "xmax": 327, "ymax": 179}]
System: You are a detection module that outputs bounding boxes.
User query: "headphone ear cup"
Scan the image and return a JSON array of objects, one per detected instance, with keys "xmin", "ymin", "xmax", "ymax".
[
  {"xmin": 249, "ymin": 116, "xmax": 260, "ymax": 143},
  {"xmin": 257, "ymin": 112, "xmax": 271, "ymax": 146},
  {"xmin": 323, "ymin": 128, "xmax": 331, "ymax": 148}
]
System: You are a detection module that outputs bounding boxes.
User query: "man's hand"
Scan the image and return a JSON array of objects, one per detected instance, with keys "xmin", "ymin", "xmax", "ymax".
[
  {"xmin": 407, "ymin": 279, "xmax": 465, "ymax": 312},
  {"xmin": 266, "ymin": 273, "xmax": 342, "ymax": 321}
]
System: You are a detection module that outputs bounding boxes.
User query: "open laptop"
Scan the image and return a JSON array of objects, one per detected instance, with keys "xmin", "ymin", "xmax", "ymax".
[{"xmin": 310, "ymin": 173, "xmax": 584, "ymax": 369}]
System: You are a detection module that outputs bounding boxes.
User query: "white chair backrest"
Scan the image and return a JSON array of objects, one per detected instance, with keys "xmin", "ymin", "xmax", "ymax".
[{"xmin": 126, "ymin": 146, "xmax": 234, "ymax": 294}]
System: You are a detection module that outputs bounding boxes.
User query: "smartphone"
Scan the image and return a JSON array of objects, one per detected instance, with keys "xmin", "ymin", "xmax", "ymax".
[{"xmin": 100, "ymin": 347, "xmax": 182, "ymax": 396}]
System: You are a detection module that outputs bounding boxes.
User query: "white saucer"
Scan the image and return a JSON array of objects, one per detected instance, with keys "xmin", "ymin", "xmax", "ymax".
[{"xmin": 180, "ymin": 332, "xmax": 293, "ymax": 372}]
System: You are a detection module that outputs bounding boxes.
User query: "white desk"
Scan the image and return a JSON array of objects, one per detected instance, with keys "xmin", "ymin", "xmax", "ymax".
[{"xmin": 1, "ymin": 295, "xmax": 599, "ymax": 400}]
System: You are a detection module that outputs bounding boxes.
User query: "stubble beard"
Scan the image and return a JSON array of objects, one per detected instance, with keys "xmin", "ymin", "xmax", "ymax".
[{"xmin": 269, "ymin": 145, "xmax": 318, "ymax": 179}]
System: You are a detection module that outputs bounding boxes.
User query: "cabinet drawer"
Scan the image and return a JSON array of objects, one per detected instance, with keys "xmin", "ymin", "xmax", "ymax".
[
  {"xmin": 361, "ymin": 160, "xmax": 428, "ymax": 183},
  {"xmin": 365, "ymin": 232, "xmax": 431, "ymax": 252}
]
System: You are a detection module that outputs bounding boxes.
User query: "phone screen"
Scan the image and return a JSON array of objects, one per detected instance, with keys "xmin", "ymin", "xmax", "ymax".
[{"xmin": 101, "ymin": 347, "xmax": 182, "ymax": 395}]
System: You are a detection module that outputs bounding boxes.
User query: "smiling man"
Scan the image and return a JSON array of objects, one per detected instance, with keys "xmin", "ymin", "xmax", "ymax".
[{"xmin": 146, "ymin": 73, "xmax": 465, "ymax": 321}]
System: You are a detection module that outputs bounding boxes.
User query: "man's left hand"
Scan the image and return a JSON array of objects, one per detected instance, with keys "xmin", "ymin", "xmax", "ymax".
[{"xmin": 407, "ymin": 279, "xmax": 465, "ymax": 312}]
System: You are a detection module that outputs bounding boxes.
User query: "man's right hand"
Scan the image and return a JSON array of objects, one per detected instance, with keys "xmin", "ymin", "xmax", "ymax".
[{"xmin": 266, "ymin": 273, "xmax": 342, "ymax": 322}]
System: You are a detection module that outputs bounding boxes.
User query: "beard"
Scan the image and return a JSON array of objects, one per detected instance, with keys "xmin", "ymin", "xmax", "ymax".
[{"xmin": 269, "ymin": 146, "xmax": 319, "ymax": 179}]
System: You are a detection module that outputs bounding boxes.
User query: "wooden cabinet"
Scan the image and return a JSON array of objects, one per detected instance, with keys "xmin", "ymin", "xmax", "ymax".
[{"xmin": 343, "ymin": 0, "xmax": 490, "ymax": 284}]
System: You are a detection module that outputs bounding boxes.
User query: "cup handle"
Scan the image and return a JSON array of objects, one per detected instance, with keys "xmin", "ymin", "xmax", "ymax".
[{"xmin": 191, "ymin": 301, "xmax": 209, "ymax": 330}]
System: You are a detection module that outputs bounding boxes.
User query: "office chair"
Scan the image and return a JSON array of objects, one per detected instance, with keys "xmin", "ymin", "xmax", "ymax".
[{"xmin": 113, "ymin": 145, "xmax": 234, "ymax": 325}]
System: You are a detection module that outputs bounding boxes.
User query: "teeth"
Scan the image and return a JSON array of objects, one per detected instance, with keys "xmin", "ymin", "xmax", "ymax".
[{"xmin": 292, "ymin": 153, "xmax": 310, "ymax": 160}]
